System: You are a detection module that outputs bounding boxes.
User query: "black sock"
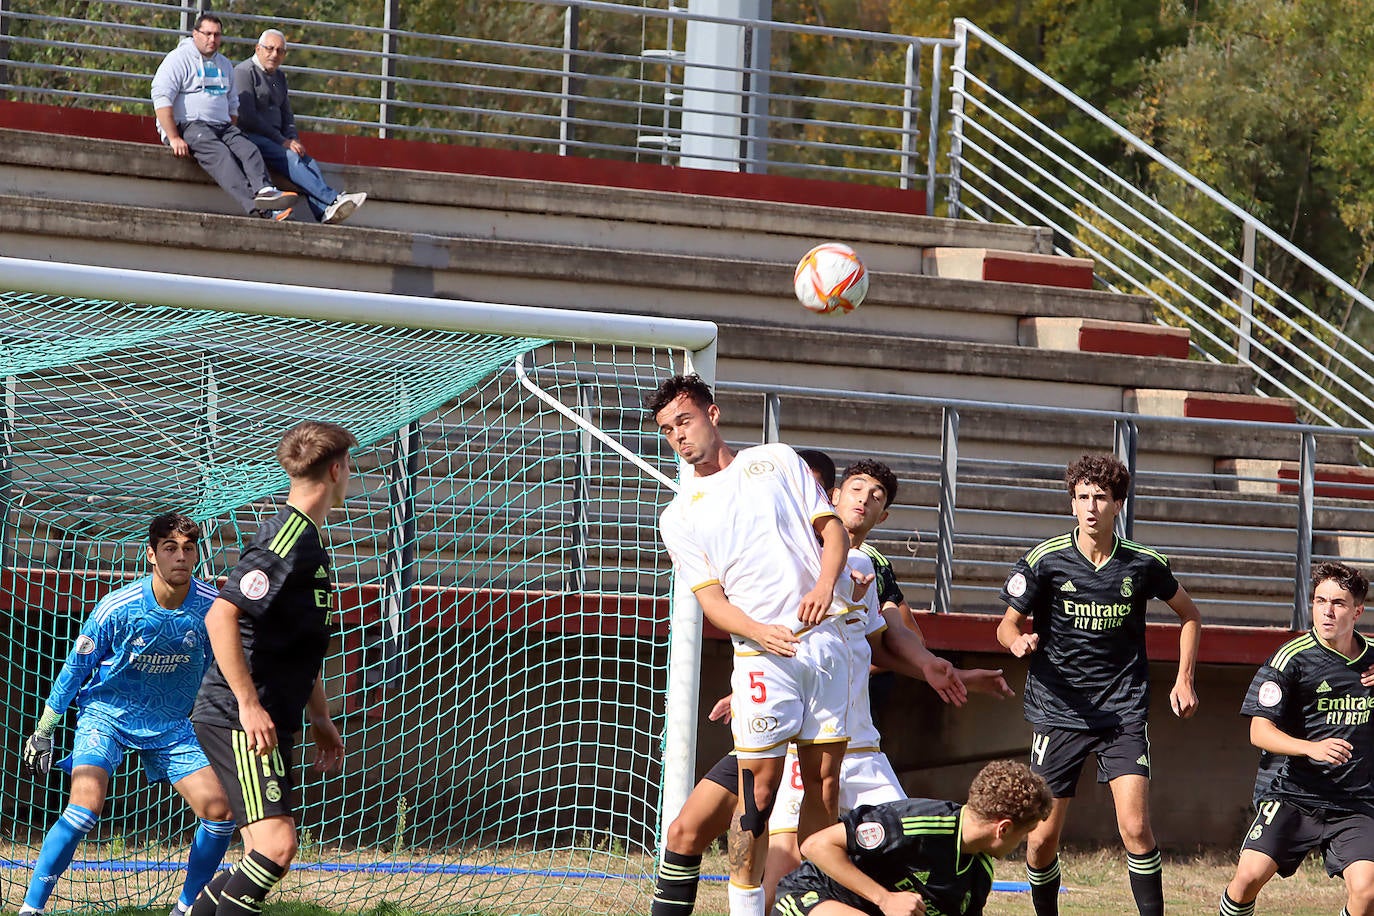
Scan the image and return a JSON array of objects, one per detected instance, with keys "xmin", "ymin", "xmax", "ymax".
[
  {"xmin": 1218, "ymin": 889, "xmax": 1254, "ymax": 916},
  {"xmin": 215, "ymin": 852, "xmax": 286, "ymax": 916},
  {"xmin": 651, "ymin": 849, "xmax": 703, "ymax": 916},
  {"xmin": 189, "ymin": 864, "xmax": 236, "ymax": 916},
  {"xmin": 1127, "ymin": 848, "xmax": 1164, "ymax": 916},
  {"xmin": 1027, "ymin": 857, "xmax": 1061, "ymax": 916}
]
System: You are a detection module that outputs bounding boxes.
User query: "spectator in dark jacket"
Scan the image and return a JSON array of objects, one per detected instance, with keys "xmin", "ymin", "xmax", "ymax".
[{"xmin": 234, "ymin": 29, "xmax": 367, "ymax": 224}]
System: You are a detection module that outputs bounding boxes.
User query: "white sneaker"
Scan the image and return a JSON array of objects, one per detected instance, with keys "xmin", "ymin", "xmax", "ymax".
[
  {"xmin": 253, "ymin": 187, "xmax": 297, "ymax": 207},
  {"xmin": 169, "ymin": 901, "xmax": 191, "ymax": 916},
  {"xmin": 322, "ymin": 191, "xmax": 367, "ymax": 225},
  {"xmin": 19, "ymin": 908, "xmax": 43, "ymax": 916}
]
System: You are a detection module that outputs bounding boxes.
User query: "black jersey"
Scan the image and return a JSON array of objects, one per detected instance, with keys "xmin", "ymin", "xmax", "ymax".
[
  {"xmin": 776, "ymin": 798, "xmax": 994, "ymax": 916},
  {"xmin": 1242, "ymin": 631, "xmax": 1374, "ymax": 815},
  {"xmin": 860, "ymin": 543, "xmax": 906, "ymax": 610},
  {"xmin": 999, "ymin": 530, "xmax": 1179, "ymax": 730},
  {"xmin": 194, "ymin": 505, "xmax": 336, "ymax": 731}
]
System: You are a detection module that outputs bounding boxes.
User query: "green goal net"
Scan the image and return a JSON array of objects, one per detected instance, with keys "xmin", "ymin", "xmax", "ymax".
[{"xmin": 0, "ymin": 261, "xmax": 715, "ymax": 916}]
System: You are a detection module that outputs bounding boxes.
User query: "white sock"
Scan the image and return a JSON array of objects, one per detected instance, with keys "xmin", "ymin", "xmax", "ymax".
[{"xmin": 727, "ymin": 882, "xmax": 766, "ymax": 916}]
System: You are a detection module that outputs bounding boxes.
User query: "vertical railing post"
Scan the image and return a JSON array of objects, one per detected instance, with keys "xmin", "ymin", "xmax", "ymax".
[
  {"xmin": 0, "ymin": 0, "xmax": 12, "ymax": 95},
  {"xmin": 567, "ymin": 382, "xmax": 595, "ymax": 591},
  {"xmin": 946, "ymin": 22, "xmax": 969, "ymax": 220},
  {"xmin": 762, "ymin": 392, "xmax": 781, "ymax": 444},
  {"xmin": 741, "ymin": 1, "xmax": 771, "ymax": 174},
  {"xmin": 1238, "ymin": 221, "xmax": 1256, "ymax": 363},
  {"xmin": 926, "ymin": 42, "xmax": 943, "ymax": 217},
  {"xmin": 1293, "ymin": 431, "xmax": 1315, "ymax": 631},
  {"xmin": 898, "ymin": 42, "xmax": 919, "ymax": 192},
  {"xmin": 376, "ymin": 423, "xmax": 420, "ymax": 693},
  {"xmin": 378, "ymin": 0, "xmax": 400, "ymax": 138},
  {"xmin": 933, "ymin": 406, "xmax": 959, "ymax": 614},
  {"xmin": 559, "ymin": 4, "xmax": 580, "ymax": 156},
  {"xmin": 1113, "ymin": 418, "xmax": 1138, "ymax": 540}
]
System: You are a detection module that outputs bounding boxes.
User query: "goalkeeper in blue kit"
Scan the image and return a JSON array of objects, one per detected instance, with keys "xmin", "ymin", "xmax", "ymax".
[{"xmin": 18, "ymin": 513, "xmax": 235, "ymax": 916}]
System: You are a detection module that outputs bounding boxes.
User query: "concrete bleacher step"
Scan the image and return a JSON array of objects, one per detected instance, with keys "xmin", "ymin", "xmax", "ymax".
[
  {"xmin": 1019, "ymin": 317, "xmax": 1191, "ymax": 360},
  {"xmin": 0, "ymin": 126, "xmax": 1050, "ymax": 274},
  {"xmin": 922, "ymin": 247, "xmax": 1095, "ymax": 289},
  {"xmin": 1217, "ymin": 458, "xmax": 1374, "ymax": 500},
  {"xmin": 1126, "ymin": 389, "xmax": 1299, "ymax": 424}
]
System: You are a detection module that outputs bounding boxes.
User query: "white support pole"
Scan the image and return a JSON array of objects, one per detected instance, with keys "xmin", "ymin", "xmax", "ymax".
[{"xmin": 680, "ymin": 0, "xmax": 749, "ymax": 171}]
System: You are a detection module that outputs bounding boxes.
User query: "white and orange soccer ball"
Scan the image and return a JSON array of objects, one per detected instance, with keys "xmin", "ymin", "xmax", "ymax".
[{"xmin": 793, "ymin": 242, "xmax": 869, "ymax": 315}]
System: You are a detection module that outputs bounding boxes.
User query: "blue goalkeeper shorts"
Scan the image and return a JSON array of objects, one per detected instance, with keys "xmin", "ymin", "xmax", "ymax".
[{"xmin": 59, "ymin": 717, "xmax": 210, "ymax": 785}]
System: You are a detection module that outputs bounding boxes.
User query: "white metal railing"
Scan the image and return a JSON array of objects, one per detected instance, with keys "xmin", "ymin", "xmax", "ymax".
[
  {"xmin": 0, "ymin": 0, "xmax": 954, "ymax": 209},
  {"xmin": 948, "ymin": 18, "xmax": 1374, "ymax": 460}
]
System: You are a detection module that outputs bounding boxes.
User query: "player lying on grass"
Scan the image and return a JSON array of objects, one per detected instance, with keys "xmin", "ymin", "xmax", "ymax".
[
  {"xmin": 19, "ymin": 513, "xmax": 234, "ymax": 916},
  {"xmin": 651, "ymin": 457, "xmax": 1012, "ymax": 916},
  {"xmin": 772, "ymin": 759, "xmax": 1052, "ymax": 916},
  {"xmin": 1219, "ymin": 562, "xmax": 1374, "ymax": 916},
  {"xmin": 996, "ymin": 453, "xmax": 1201, "ymax": 916}
]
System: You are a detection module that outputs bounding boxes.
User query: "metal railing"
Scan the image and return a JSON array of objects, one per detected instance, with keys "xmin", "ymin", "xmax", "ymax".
[
  {"xmin": 722, "ymin": 379, "xmax": 1374, "ymax": 632},
  {"xmin": 0, "ymin": 0, "xmax": 954, "ymax": 208},
  {"xmin": 948, "ymin": 18, "xmax": 1374, "ymax": 461}
]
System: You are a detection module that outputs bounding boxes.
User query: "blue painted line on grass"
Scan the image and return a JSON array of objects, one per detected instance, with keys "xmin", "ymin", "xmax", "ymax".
[{"xmin": 0, "ymin": 858, "xmax": 1039, "ymax": 892}]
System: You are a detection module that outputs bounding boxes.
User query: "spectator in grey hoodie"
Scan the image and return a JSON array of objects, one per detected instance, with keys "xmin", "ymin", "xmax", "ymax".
[
  {"xmin": 152, "ymin": 14, "xmax": 297, "ymax": 220},
  {"xmin": 235, "ymin": 29, "xmax": 367, "ymax": 225}
]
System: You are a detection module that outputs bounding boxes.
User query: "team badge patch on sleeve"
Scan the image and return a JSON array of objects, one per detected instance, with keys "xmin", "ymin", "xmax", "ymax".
[
  {"xmin": 241, "ymin": 570, "xmax": 271, "ymax": 600},
  {"xmin": 1257, "ymin": 680, "xmax": 1282, "ymax": 707},
  {"xmin": 74, "ymin": 635, "xmax": 96, "ymax": 655},
  {"xmin": 855, "ymin": 822, "xmax": 885, "ymax": 849},
  {"xmin": 1007, "ymin": 572, "xmax": 1027, "ymax": 598}
]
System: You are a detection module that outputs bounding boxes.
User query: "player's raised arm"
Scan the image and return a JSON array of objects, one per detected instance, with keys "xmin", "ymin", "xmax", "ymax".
[
  {"xmin": 1166, "ymin": 585, "xmax": 1202, "ymax": 718},
  {"xmin": 204, "ymin": 595, "xmax": 276, "ymax": 754},
  {"xmin": 869, "ymin": 609, "xmax": 965, "ymax": 706},
  {"xmin": 799, "ymin": 515, "xmax": 849, "ymax": 625}
]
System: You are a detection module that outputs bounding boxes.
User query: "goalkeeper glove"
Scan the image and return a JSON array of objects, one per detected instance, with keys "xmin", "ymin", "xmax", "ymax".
[{"xmin": 21, "ymin": 732, "xmax": 53, "ymax": 777}]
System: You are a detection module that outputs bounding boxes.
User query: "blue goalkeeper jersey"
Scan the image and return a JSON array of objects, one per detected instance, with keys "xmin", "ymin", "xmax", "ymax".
[{"xmin": 46, "ymin": 576, "xmax": 218, "ymax": 747}]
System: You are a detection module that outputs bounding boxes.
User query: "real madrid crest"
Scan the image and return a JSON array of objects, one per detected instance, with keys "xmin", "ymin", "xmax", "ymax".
[{"xmin": 1120, "ymin": 576, "xmax": 1133, "ymax": 598}]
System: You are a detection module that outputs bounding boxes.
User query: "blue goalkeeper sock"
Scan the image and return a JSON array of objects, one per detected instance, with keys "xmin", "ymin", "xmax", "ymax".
[
  {"xmin": 179, "ymin": 819, "xmax": 236, "ymax": 908},
  {"xmin": 23, "ymin": 803, "xmax": 98, "ymax": 911}
]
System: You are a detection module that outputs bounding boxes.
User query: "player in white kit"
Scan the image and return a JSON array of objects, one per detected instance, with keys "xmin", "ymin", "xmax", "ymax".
[{"xmin": 652, "ymin": 374, "xmax": 853, "ymax": 916}]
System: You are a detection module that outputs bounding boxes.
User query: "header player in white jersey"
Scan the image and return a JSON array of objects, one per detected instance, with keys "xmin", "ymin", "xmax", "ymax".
[{"xmin": 651, "ymin": 374, "xmax": 852, "ymax": 916}]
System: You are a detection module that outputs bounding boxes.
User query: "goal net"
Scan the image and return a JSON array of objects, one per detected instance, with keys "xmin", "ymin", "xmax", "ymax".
[{"xmin": 0, "ymin": 258, "xmax": 715, "ymax": 916}]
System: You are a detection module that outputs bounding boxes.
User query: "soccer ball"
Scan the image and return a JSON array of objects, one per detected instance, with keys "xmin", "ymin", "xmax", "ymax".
[{"xmin": 793, "ymin": 243, "xmax": 869, "ymax": 314}]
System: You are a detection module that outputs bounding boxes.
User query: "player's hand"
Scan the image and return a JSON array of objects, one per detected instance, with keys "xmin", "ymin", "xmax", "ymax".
[
  {"xmin": 876, "ymin": 889, "xmax": 925, "ymax": 916},
  {"xmin": 923, "ymin": 656, "xmax": 967, "ymax": 707},
  {"xmin": 1009, "ymin": 632, "xmax": 1039, "ymax": 657},
  {"xmin": 708, "ymin": 693, "xmax": 734, "ymax": 723},
  {"xmin": 1307, "ymin": 737, "xmax": 1354, "ymax": 766},
  {"xmin": 797, "ymin": 583, "xmax": 833, "ymax": 626},
  {"xmin": 308, "ymin": 717, "xmax": 345, "ymax": 774},
  {"xmin": 1169, "ymin": 680, "xmax": 1199, "ymax": 719},
  {"xmin": 169, "ymin": 137, "xmax": 190, "ymax": 157},
  {"xmin": 751, "ymin": 624, "xmax": 800, "ymax": 657},
  {"xmin": 849, "ymin": 568, "xmax": 875, "ymax": 603},
  {"xmin": 21, "ymin": 732, "xmax": 53, "ymax": 777},
  {"xmin": 1361, "ymin": 662, "xmax": 1374, "ymax": 688},
  {"xmin": 239, "ymin": 702, "xmax": 278, "ymax": 756},
  {"xmin": 958, "ymin": 668, "xmax": 1015, "ymax": 699}
]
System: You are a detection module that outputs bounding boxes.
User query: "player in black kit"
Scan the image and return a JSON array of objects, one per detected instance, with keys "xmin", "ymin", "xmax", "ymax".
[
  {"xmin": 772, "ymin": 760, "xmax": 1051, "ymax": 916},
  {"xmin": 1219, "ymin": 562, "xmax": 1374, "ymax": 916},
  {"xmin": 995, "ymin": 454, "xmax": 1201, "ymax": 916},
  {"xmin": 189, "ymin": 420, "xmax": 356, "ymax": 916}
]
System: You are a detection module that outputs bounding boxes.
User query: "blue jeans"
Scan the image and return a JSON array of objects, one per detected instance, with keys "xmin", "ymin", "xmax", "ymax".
[{"xmin": 243, "ymin": 133, "xmax": 339, "ymax": 220}]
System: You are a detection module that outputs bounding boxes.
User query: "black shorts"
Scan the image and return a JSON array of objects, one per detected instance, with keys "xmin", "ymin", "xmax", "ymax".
[
  {"xmin": 1029, "ymin": 722, "xmax": 1151, "ymax": 798},
  {"xmin": 195, "ymin": 721, "xmax": 296, "ymax": 826},
  {"xmin": 1243, "ymin": 799, "xmax": 1374, "ymax": 878},
  {"xmin": 774, "ymin": 888, "xmax": 826, "ymax": 916},
  {"xmin": 702, "ymin": 752, "xmax": 739, "ymax": 792}
]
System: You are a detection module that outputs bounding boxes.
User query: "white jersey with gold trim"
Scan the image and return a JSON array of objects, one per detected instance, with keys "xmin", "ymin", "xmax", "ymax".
[{"xmin": 660, "ymin": 442, "xmax": 840, "ymax": 650}]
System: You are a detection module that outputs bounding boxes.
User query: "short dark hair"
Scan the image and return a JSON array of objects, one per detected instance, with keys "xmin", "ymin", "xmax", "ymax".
[
  {"xmin": 277, "ymin": 421, "xmax": 357, "ymax": 480},
  {"xmin": 1313, "ymin": 561, "xmax": 1369, "ymax": 604},
  {"xmin": 796, "ymin": 449, "xmax": 836, "ymax": 492},
  {"xmin": 840, "ymin": 459, "xmax": 899, "ymax": 508},
  {"xmin": 149, "ymin": 512, "xmax": 200, "ymax": 549},
  {"xmin": 966, "ymin": 760, "xmax": 1052, "ymax": 828},
  {"xmin": 1065, "ymin": 453, "xmax": 1130, "ymax": 502},
  {"xmin": 194, "ymin": 13, "xmax": 223, "ymax": 31},
  {"xmin": 644, "ymin": 374, "xmax": 714, "ymax": 417}
]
